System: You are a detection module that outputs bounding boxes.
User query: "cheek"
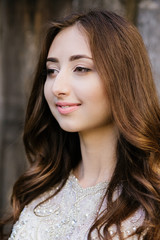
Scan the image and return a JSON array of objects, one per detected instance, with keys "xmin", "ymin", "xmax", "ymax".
[
  {"xmin": 87, "ymin": 84, "xmax": 107, "ymax": 103},
  {"xmin": 89, "ymin": 84, "xmax": 111, "ymax": 116},
  {"xmin": 73, "ymin": 81, "xmax": 100, "ymax": 98},
  {"xmin": 44, "ymin": 82, "xmax": 50, "ymax": 103}
]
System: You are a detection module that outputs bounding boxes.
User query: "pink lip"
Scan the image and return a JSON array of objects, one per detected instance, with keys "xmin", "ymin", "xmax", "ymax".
[{"xmin": 56, "ymin": 102, "xmax": 81, "ymax": 115}]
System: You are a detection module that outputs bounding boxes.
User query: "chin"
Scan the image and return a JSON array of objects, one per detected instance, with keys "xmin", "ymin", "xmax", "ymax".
[{"xmin": 59, "ymin": 124, "xmax": 79, "ymax": 133}]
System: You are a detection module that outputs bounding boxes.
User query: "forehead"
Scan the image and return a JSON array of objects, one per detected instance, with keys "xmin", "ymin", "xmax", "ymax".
[{"xmin": 47, "ymin": 25, "xmax": 92, "ymax": 58}]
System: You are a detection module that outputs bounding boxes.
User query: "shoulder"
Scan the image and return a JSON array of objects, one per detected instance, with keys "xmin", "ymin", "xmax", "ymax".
[
  {"xmin": 8, "ymin": 187, "xmax": 57, "ymax": 240},
  {"xmin": 107, "ymin": 207, "xmax": 146, "ymax": 239}
]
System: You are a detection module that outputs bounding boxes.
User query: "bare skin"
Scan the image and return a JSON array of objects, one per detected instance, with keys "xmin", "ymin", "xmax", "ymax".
[
  {"xmin": 74, "ymin": 123, "xmax": 118, "ymax": 188},
  {"xmin": 45, "ymin": 25, "xmax": 118, "ymax": 188}
]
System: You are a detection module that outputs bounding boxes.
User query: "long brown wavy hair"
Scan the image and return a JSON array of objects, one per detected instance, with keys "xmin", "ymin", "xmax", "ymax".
[{"xmin": 1, "ymin": 10, "xmax": 160, "ymax": 240}]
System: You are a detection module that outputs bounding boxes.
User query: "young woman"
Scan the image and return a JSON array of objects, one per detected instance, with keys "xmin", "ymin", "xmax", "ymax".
[{"xmin": 1, "ymin": 10, "xmax": 160, "ymax": 240}]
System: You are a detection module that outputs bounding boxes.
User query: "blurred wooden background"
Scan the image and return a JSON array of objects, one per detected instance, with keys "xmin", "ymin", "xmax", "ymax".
[{"xmin": 0, "ymin": 0, "xmax": 160, "ymax": 216}]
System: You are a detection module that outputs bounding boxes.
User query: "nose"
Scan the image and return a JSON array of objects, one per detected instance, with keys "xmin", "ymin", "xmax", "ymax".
[{"xmin": 52, "ymin": 69, "xmax": 70, "ymax": 97}]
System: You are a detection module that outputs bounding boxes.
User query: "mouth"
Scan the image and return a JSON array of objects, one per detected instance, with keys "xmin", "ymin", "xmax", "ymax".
[
  {"xmin": 56, "ymin": 102, "xmax": 81, "ymax": 114},
  {"xmin": 58, "ymin": 105, "xmax": 74, "ymax": 109}
]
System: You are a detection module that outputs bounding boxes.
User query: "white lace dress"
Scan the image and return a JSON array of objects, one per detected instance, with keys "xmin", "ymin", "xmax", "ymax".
[{"xmin": 9, "ymin": 173, "xmax": 145, "ymax": 240}]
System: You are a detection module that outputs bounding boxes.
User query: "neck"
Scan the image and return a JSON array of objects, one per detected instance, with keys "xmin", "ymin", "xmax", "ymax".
[{"xmin": 74, "ymin": 123, "xmax": 118, "ymax": 188}]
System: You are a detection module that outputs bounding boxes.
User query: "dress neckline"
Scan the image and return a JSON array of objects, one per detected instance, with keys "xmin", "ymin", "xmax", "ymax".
[{"xmin": 69, "ymin": 171, "xmax": 109, "ymax": 192}]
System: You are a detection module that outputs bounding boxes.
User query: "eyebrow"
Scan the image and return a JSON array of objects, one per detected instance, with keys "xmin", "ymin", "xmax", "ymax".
[{"xmin": 46, "ymin": 55, "xmax": 93, "ymax": 63}]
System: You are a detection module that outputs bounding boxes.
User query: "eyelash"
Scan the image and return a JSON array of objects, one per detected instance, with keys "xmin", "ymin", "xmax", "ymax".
[
  {"xmin": 46, "ymin": 66, "xmax": 91, "ymax": 76},
  {"xmin": 46, "ymin": 69, "xmax": 59, "ymax": 75},
  {"xmin": 74, "ymin": 66, "xmax": 91, "ymax": 73}
]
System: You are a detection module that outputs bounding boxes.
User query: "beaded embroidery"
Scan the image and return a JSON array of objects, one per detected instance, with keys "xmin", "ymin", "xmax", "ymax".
[{"xmin": 9, "ymin": 173, "xmax": 145, "ymax": 240}]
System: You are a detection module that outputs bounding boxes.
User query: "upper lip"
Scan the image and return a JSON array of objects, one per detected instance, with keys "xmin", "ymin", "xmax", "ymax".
[{"xmin": 56, "ymin": 102, "xmax": 81, "ymax": 107}]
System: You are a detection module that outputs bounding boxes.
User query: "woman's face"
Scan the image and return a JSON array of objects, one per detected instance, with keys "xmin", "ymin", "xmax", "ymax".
[{"xmin": 44, "ymin": 24, "xmax": 112, "ymax": 133}]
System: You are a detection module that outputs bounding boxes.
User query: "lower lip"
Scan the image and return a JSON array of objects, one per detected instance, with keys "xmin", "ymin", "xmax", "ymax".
[{"xmin": 57, "ymin": 105, "xmax": 80, "ymax": 114}]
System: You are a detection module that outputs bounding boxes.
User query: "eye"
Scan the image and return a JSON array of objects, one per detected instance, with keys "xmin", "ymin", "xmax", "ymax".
[
  {"xmin": 47, "ymin": 68, "xmax": 59, "ymax": 76},
  {"xmin": 74, "ymin": 66, "xmax": 91, "ymax": 73}
]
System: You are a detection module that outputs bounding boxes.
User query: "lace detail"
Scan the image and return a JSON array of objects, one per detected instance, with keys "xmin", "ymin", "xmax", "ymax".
[{"xmin": 9, "ymin": 173, "xmax": 145, "ymax": 240}]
